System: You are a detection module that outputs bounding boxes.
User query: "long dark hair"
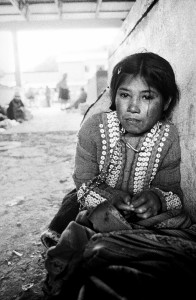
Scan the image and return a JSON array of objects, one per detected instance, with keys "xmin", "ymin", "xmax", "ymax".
[{"xmin": 110, "ymin": 52, "xmax": 180, "ymax": 119}]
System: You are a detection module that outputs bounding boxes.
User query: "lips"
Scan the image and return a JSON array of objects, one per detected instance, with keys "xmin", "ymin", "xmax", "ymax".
[{"xmin": 125, "ymin": 118, "xmax": 141, "ymax": 125}]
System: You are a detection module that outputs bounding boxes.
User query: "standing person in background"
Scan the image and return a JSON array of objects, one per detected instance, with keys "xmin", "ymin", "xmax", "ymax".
[
  {"xmin": 56, "ymin": 73, "xmax": 70, "ymax": 110},
  {"xmin": 45, "ymin": 86, "xmax": 51, "ymax": 107}
]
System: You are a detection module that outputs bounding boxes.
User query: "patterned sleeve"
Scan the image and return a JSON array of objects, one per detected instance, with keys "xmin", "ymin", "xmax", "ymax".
[
  {"xmin": 150, "ymin": 126, "xmax": 183, "ymax": 212},
  {"xmin": 72, "ymin": 114, "xmax": 112, "ymax": 210}
]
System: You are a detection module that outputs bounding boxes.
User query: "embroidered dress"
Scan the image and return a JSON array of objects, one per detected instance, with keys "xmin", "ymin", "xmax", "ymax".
[
  {"xmin": 41, "ymin": 113, "xmax": 195, "ymax": 298},
  {"xmin": 73, "ymin": 111, "xmax": 182, "ymax": 213}
]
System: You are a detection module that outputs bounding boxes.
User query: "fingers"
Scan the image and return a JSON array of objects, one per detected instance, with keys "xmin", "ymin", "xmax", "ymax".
[
  {"xmin": 131, "ymin": 194, "xmax": 147, "ymax": 208},
  {"xmin": 119, "ymin": 194, "xmax": 134, "ymax": 211},
  {"xmin": 134, "ymin": 201, "xmax": 159, "ymax": 219},
  {"xmin": 131, "ymin": 192, "xmax": 158, "ymax": 219},
  {"xmin": 123, "ymin": 194, "xmax": 132, "ymax": 205},
  {"xmin": 135, "ymin": 207, "xmax": 153, "ymax": 219},
  {"xmin": 117, "ymin": 203, "xmax": 133, "ymax": 212},
  {"xmin": 112, "ymin": 190, "xmax": 159, "ymax": 220},
  {"xmin": 134, "ymin": 204, "xmax": 148, "ymax": 214}
]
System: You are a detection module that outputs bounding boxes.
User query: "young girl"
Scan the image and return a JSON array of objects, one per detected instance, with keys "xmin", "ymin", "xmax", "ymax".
[{"xmin": 41, "ymin": 52, "xmax": 193, "ymax": 297}]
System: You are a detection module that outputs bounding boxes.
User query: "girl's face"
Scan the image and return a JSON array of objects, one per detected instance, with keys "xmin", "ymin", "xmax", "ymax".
[{"xmin": 115, "ymin": 75, "xmax": 164, "ymax": 136}]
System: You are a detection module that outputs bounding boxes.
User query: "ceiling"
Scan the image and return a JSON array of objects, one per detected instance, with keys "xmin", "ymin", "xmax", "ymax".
[{"xmin": 0, "ymin": 0, "xmax": 136, "ymax": 30}]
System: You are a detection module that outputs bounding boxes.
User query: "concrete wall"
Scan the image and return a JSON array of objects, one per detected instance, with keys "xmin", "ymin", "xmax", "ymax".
[
  {"xmin": 81, "ymin": 69, "xmax": 108, "ymax": 116},
  {"xmin": 86, "ymin": 0, "xmax": 196, "ymax": 221}
]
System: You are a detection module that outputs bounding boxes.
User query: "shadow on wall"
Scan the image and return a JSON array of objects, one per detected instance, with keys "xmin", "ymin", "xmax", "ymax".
[{"xmin": 82, "ymin": 87, "xmax": 111, "ymax": 123}]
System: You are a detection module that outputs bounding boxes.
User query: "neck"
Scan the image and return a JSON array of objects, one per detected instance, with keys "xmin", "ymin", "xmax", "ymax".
[{"xmin": 123, "ymin": 134, "xmax": 140, "ymax": 153}]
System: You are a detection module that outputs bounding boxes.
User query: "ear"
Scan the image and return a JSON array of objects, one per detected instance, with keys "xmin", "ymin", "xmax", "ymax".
[{"xmin": 163, "ymin": 98, "xmax": 172, "ymax": 111}]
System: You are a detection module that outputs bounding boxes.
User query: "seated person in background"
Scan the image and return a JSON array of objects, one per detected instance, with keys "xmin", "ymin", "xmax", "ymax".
[
  {"xmin": 7, "ymin": 91, "xmax": 25, "ymax": 123},
  {"xmin": 67, "ymin": 87, "xmax": 87, "ymax": 109}
]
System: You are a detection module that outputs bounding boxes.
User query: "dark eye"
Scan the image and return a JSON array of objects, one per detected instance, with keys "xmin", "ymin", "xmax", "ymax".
[
  {"xmin": 142, "ymin": 94, "xmax": 154, "ymax": 101},
  {"xmin": 120, "ymin": 92, "xmax": 129, "ymax": 98}
]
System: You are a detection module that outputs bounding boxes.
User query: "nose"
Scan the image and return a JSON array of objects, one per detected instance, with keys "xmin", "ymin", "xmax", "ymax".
[{"xmin": 127, "ymin": 96, "xmax": 140, "ymax": 113}]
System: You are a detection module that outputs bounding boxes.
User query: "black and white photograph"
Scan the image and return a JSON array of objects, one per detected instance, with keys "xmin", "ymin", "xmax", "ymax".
[{"xmin": 0, "ymin": 1, "xmax": 196, "ymax": 299}]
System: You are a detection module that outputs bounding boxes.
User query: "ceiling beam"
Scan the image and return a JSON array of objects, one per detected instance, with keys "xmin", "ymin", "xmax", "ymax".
[
  {"xmin": 95, "ymin": 0, "xmax": 103, "ymax": 18},
  {"xmin": 0, "ymin": 18, "xmax": 122, "ymax": 31},
  {"xmin": 54, "ymin": 0, "xmax": 63, "ymax": 19},
  {"xmin": 10, "ymin": 0, "xmax": 29, "ymax": 20}
]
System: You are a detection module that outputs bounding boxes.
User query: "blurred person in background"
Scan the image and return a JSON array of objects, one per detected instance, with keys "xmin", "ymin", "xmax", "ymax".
[
  {"xmin": 7, "ymin": 90, "xmax": 25, "ymax": 123},
  {"xmin": 7, "ymin": 89, "xmax": 33, "ymax": 123},
  {"xmin": 0, "ymin": 105, "xmax": 7, "ymax": 121},
  {"xmin": 56, "ymin": 73, "xmax": 70, "ymax": 110},
  {"xmin": 45, "ymin": 85, "xmax": 51, "ymax": 107},
  {"xmin": 66, "ymin": 87, "xmax": 87, "ymax": 110}
]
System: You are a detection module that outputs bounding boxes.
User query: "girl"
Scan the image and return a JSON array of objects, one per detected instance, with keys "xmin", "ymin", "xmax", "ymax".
[
  {"xmin": 41, "ymin": 52, "xmax": 194, "ymax": 298},
  {"xmin": 74, "ymin": 52, "xmax": 183, "ymax": 220}
]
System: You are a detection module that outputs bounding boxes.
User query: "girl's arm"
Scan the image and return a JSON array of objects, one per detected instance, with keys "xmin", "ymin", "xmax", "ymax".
[
  {"xmin": 73, "ymin": 115, "xmax": 118, "ymax": 210},
  {"xmin": 149, "ymin": 128, "xmax": 183, "ymax": 212}
]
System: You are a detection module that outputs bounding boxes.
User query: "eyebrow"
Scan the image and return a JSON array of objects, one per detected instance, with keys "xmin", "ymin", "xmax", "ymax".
[{"xmin": 118, "ymin": 87, "xmax": 156, "ymax": 93}]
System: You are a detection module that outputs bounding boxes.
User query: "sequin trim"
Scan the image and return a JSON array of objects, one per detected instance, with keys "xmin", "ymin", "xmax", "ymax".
[
  {"xmin": 77, "ymin": 173, "xmax": 107, "ymax": 209},
  {"xmin": 77, "ymin": 182, "xmax": 107, "ymax": 210},
  {"xmin": 106, "ymin": 141, "xmax": 123, "ymax": 187},
  {"xmin": 133, "ymin": 122, "xmax": 160, "ymax": 193},
  {"xmin": 149, "ymin": 124, "xmax": 170, "ymax": 184},
  {"xmin": 99, "ymin": 123, "xmax": 107, "ymax": 171},
  {"xmin": 85, "ymin": 191, "xmax": 106, "ymax": 209},
  {"xmin": 162, "ymin": 190, "xmax": 182, "ymax": 210},
  {"xmin": 133, "ymin": 122, "xmax": 170, "ymax": 194},
  {"xmin": 100, "ymin": 112, "xmax": 123, "ymax": 187},
  {"xmin": 77, "ymin": 182, "xmax": 87, "ymax": 203},
  {"xmin": 77, "ymin": 183, "xmax": 106, "ymax": 209}
]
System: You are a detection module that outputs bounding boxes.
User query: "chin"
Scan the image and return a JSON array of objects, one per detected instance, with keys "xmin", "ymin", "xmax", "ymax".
[
  {"xmin": 124, "ymin": 124, "xmax": 141, "ymax": 134},
  {"xmin": 124, "ymin": 128, "xmax": 141, "ymax": 136}
]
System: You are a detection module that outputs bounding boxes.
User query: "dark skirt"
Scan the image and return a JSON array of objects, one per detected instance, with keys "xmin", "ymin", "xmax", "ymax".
[
  {"xmin": 41, "ymin": 191, "xmax": 196, "ymax": 299},
  {"xmin": 49, "ymin": 189, "xmax": 79, "ymax": 234},
  {"xmin": 43, "ymin": 224, "xmax": 196, "ymax": 300}
]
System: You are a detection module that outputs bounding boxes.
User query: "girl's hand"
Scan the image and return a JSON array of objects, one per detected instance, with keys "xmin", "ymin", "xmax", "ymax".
[
  {"xmin": 111, "ymin": 190, "xmax": 132, "ymax": 214},
  {"xmin": 131, "ymin": 190, "xmax": 161, "ymax": 219}
]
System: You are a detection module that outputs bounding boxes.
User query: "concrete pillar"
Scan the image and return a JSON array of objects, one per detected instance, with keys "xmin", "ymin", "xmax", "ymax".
[{"xmin": 12, "ymin": 30, "xmax": 22, "ymax": 87}]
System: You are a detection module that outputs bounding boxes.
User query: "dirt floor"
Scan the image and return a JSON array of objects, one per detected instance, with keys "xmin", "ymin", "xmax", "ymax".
[{"xmin": 0, "ymin": 105, "xmax": 83, "ymax": 300}]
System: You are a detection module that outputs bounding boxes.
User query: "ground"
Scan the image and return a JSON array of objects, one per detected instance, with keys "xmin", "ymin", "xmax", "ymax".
[{"xmin": 0, "ymin": 106, "xmax": 83, "ymax": 300}]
